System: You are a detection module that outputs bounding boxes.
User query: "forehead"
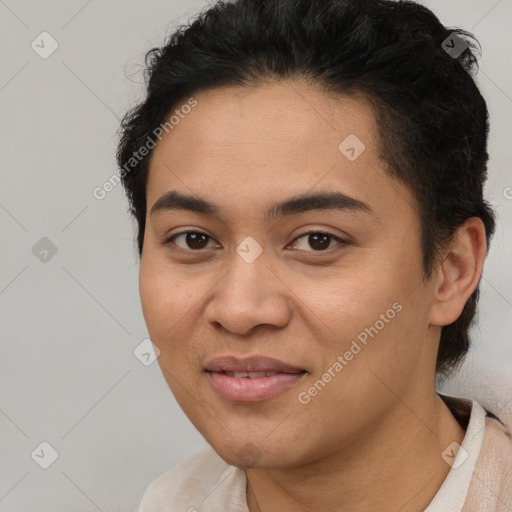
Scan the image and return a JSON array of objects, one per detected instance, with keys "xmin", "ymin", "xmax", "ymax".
[
  {"xmin": 152, "ymin": 81, "xmax": 377, "ymax": 160},
  {"xmin": 146, "ymin": 81, "xmax": 414, "ymax": 222}
]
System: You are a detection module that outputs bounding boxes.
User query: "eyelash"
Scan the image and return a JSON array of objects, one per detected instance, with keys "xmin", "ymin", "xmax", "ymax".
[{"xmin": 162, "ymin": 230, "xmax": 347, "ymax": 253}]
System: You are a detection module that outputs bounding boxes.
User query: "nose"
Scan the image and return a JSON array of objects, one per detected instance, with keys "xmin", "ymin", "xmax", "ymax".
[{"xmin": 203, "ymin": 250, "xmax": 292, "ymax": 337}]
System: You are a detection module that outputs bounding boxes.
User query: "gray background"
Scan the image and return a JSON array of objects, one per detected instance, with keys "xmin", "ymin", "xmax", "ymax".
[{"xmin": 0, "ymin": 0, "xmax": 510, "ymax": 511}]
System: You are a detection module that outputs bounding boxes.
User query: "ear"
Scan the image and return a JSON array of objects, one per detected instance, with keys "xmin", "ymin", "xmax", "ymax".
[{"xmin": 429, "ymin": 217, "xmax": 488, "ymax": 327}]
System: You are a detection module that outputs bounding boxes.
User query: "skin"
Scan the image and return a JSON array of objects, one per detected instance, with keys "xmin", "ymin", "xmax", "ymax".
[{"xmin": 139, "ymin": 80, "xmax": 487, "ymax": 511}]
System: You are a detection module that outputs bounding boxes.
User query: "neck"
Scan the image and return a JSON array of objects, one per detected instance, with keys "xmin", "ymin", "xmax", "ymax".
[{"xmin": 246, "ymin": 393, "xmax": 465, "ymax": 512}]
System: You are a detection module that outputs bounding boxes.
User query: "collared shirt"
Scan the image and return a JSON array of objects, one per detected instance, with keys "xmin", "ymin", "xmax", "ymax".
[{"xmin": 138, "ymin": 396, "xmax": 512, "ymax": 511}]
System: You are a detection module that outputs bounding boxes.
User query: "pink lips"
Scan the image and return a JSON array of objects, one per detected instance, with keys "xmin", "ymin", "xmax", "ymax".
[{"xmin": 205, "ymin": 356, "xmax": 307, "ymax": 403}]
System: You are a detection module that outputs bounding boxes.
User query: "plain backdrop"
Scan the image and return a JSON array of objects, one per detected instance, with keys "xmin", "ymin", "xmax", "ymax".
[{"xmin": 0, "ymin": 0, "xmax": 511, "ymax": 510}]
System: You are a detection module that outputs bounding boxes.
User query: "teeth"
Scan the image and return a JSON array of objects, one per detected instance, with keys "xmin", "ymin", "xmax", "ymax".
[
  {"xmin": 248, "ymin": 371, "xmax": 266, "ymax": 378},
  {"xmin": 226, "ymin": 371, "xmax": 281, "ymax": 378}
]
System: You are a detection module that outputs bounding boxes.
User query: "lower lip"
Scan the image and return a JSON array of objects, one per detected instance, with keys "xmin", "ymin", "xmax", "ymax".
[{"xmin": 207, "ymin": 371, "xmax": 306, "ymax": 403}]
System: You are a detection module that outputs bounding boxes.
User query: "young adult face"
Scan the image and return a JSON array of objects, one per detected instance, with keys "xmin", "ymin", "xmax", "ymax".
[{"xmin": 139, "ymin": 80, "xmax": 453, "ymax": 469}]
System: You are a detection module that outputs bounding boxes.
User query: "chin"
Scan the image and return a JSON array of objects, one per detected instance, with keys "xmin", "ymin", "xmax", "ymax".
[{"xmin": 207, "ymin": 434, "xmax": 300, "ymax": 470}]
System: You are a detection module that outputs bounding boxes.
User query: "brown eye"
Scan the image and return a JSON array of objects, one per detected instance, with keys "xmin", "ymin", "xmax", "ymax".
[
  {"xmin": 167, "ymin": 231, "xmax": 215, "ymax": 250},
  {"xmin": 291, "ymin": 231, "xmax": 345, "ymax": 252}
]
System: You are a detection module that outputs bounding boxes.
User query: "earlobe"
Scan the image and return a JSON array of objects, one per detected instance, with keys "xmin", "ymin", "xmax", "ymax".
[{"xmin": 429, "ymin": 218, "xmax": 487, "ymax": 327}]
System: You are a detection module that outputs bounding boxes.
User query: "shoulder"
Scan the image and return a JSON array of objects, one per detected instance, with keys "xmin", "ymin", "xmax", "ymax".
[
  {"xmin": 482, "ymin": 409, "xmax": 512, "ymax": 466},
  {"xmin": 138, "ymin": 446, "xmax": 247, "ymax": 512},
  {"xmin": 480, "ymin": 408, "xmax": 512, "ymax": 469},
  {"xmin": 465, "ymin": 408, "xmax": 512, "ymax": 510}
]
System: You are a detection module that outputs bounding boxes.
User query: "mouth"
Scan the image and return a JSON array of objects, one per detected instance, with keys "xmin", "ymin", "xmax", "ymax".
[
  {"xmin": 204, "ymin": 355, "xmax": 307, "ymax": 403},
  {"xmin": 221, "ymin": 370, "xmax": 298, "ymax": 378}
]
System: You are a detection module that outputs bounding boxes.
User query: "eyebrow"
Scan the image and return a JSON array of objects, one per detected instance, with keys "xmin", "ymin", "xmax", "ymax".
[{"xmin": 150, "ymin": 189, "xmax": 373, "ymax": 220}]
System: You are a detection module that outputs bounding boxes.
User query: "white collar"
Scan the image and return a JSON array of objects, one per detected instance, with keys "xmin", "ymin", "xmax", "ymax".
[{"xmin": 423, "ymin": 398, "xmax": 486, "ymax": 511}]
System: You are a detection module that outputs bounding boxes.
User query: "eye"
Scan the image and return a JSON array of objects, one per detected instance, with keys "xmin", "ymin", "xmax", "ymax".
[
  {"xmin": 163, "ymin": 230, "xmax": 346, "ymax": 252},
  {"xmin": 165, "ymin": 231, "xmax": 217, "ymax": 251},
  {"xmin": 290, "ymin": 231, "xmax": 345, "ymax": 252}
]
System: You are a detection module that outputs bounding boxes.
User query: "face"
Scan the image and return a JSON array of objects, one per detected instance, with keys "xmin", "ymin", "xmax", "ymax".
[{"xmin": 139, "ymin": 81, "xmax": 439, "ymax": 469}]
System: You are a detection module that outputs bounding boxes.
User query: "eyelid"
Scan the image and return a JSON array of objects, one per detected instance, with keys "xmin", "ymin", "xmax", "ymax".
[
  {"xmin": 288, "ymin": 229, "xmax": 347, "ymax": 251},
  {"xmin": 163, "ymin": 228, "xmax": 348, "ymax": 252},
  {"xmin": 163, "ymin": 230, "xmax": 219, "ymax": 250}
]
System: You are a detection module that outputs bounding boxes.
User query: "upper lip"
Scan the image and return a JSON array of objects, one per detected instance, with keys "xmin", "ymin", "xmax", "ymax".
[{"xmin": 204, "ymin": 355, "xmax": 306, "ymax": 373}]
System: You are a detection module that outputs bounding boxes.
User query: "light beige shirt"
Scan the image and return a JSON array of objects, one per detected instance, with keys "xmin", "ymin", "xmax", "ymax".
[{"xmin": 138, "ymin": 397, "xmax": 512, "ymax": 511}]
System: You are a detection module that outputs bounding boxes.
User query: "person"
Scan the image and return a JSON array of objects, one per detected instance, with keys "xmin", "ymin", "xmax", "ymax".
[{"xmin": 116, "ymin": 0, "xmax": 512, "ymax": 510}]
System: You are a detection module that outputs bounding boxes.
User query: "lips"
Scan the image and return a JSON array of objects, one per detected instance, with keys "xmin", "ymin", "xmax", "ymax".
[
  {"xmin": 205, "ymin": 355, "xmax": 307, "ymax": 402},
  {"xmin": 205, "ymin": 355, "xmax": 305, "ymax": 374},
  {"xmin": 223, "ymin": 371, "xmax": 283, "ymax": 378}
]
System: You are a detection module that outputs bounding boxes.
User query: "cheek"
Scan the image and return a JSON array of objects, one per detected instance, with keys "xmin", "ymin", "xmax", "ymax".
[
  {"xmin": 139, "ymin": 258, "xmax": 166, "ymax": 335},
  {"xmin": 300, "ymin": 256, "xmax": 423, "ymax": 377},
  {"xmin": 138, "ymin": 255, "xmax": 212, "ymax": 374},
  {"xmin": 138, "ymin": 259, "xmax": 201, "ymax": 402},
  {"xmin": 139, "ymin": 256, "xmax": 191, "ymax": 341},
  {"xmin": 297, "ymin": 265, "xmax": 398, "ymax": 342}
]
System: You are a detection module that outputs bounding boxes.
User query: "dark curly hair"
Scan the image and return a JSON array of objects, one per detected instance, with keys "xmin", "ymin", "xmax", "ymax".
[{"xmin": 116, "ymin": 0, "xmax": 496, "ymax": 378}]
